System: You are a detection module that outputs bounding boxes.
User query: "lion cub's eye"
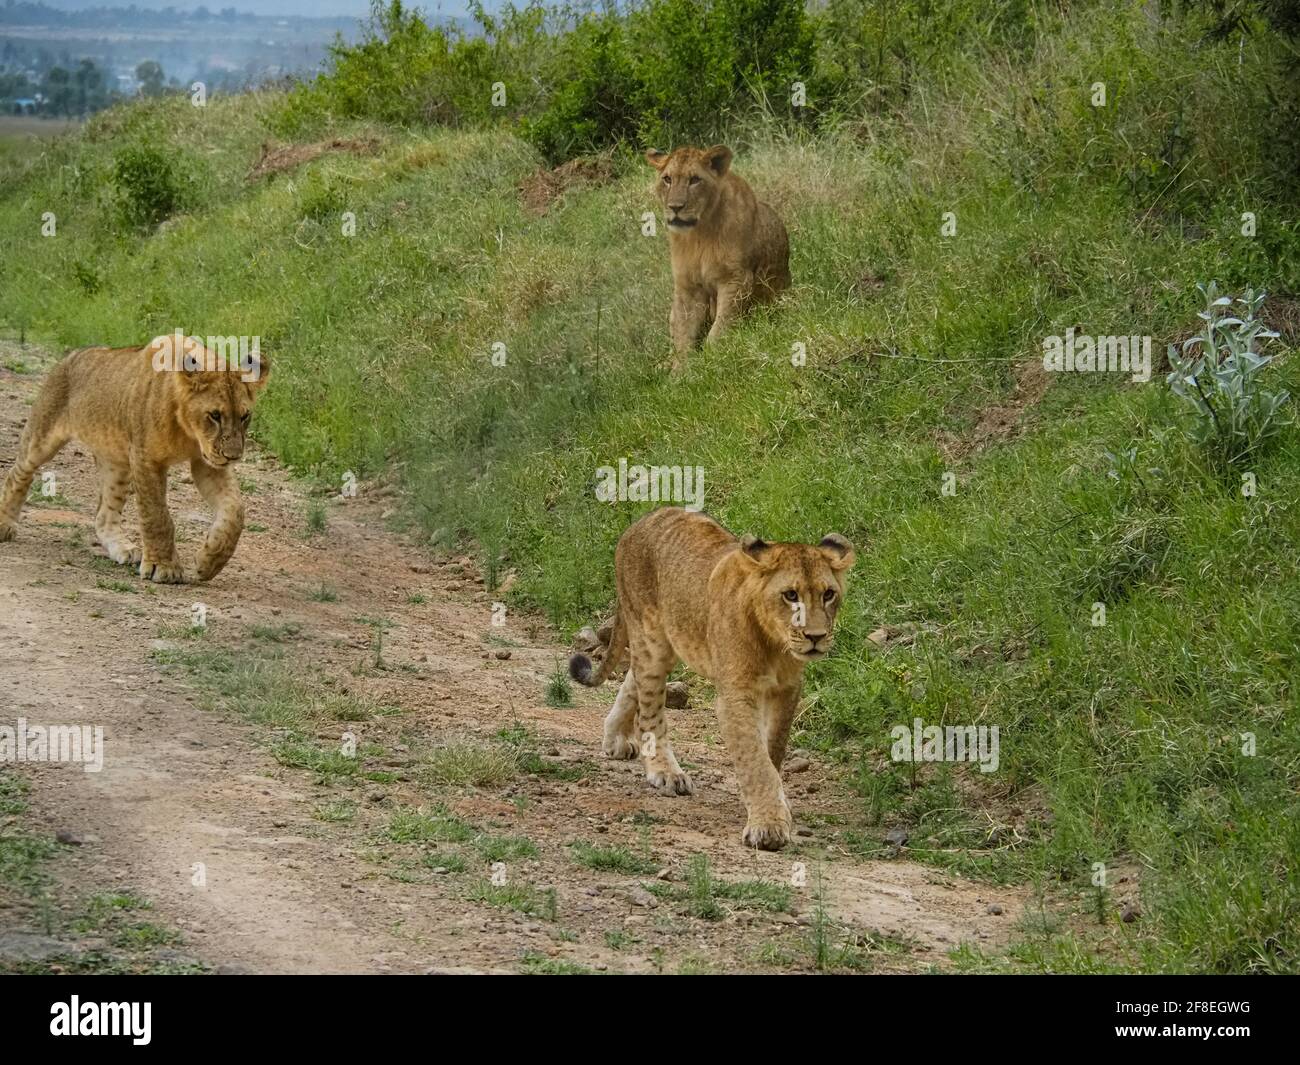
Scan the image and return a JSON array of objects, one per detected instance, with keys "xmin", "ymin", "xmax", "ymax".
[
  {"xmin": 688, "ymin": 176, "xmax": 701, "ymax": 186},
  {"xmin": 240, "ymin": 412, "xmax": 251, "ymax": 425},
  {"xmin": 662, "ymin": 175, "xmax": 671, "ymax": 185},
  {"xmin": 823, "ymin": 588, "xmax": 836, "ymax": 603},
  {"xmin": 782, "ymin": 589, "xmax": 799, "ymax": 603},
  {"xmin": 208, "ymin": 411, "xmax": 222, "ymax": 424}
]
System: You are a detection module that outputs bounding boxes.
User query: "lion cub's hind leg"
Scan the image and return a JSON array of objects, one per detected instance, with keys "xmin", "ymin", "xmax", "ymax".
[
  {"xmin": 631, "ymin": 636, "xmax": 693, "ymax": 796},
  {"xmin": 93, "ymin": 458, "xmax": 140, "ymax": 566},
  {"xmin": 602, "ymin": 670, "xmax": 641, "ymax": 760},
  {"xmin": 191, "ymin": 459, "xmax": 245, "ymax": 582},
  {"xmin": 0, "ymin": 415, "xmax": 71, "ymax": 542}
]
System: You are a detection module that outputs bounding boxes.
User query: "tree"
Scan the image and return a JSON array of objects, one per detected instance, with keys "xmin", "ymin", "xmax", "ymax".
[{"xmin": 136, "ymin": 59, "xmax": 164, "ymax": 97}]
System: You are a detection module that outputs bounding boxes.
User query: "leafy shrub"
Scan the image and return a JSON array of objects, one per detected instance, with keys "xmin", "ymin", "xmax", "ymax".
[
  {"xmin": 1166, "ymin": 282, "xmax": 1292, "ymax": 468},
  {"xmin": 518, "ymin": 14, "xmax": 640, "ymax": 163},
  {"xmin": 278, "ymin": 0, "xmax": 553, "ymax": 134},
  {"xmin": 627, "ymin": 0, "xmax": 816, "ymax": 146},
  {"xmin": 110, "ymin": 140, "xmax": 192, "ymax": 229}
]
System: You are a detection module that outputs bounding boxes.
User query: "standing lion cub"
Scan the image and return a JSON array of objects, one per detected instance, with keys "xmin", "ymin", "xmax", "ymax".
[
  {"xmin": 0, "ymin": 335, "xmax": 269, "ymax": 583},
  {"xmin": 647, "ymin": 144, "xmax": 790, "ymax": 365},
  {"xmin": 570, "ymin": 507, "xmax": 854, "ymax": 850}
]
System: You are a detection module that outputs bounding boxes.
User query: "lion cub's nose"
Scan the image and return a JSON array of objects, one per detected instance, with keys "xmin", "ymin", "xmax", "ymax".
[{"xmin": 806, "ymin": 631, "xmax": 827, "ymax": 645}]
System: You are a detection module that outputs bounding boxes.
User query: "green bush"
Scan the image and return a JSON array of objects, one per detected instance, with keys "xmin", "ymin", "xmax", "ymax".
[
  {"xmin": 278, "ymin": 0, "xmax": 554, "ymax": 134},
  {"xmin": 627, "ymin": 0, "xmax": 816, "ymax": 146},
  {"xmin": 519, "ymin": 13, "xmax": 640, "ymax": 163},
  {"xmin": 110, "ymin": 140, "xmax": 193, "ymax": 229}
]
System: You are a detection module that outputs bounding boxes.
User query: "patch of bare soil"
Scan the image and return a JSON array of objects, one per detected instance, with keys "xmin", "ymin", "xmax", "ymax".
[
  {"xmin": 518, "ymin": 154, "xmax": 617, "ymax": 215},
  {"xmin": 937, "ymin": 358, "xmax": 1052, "ymax": 462},
  {"xmin": 0, "ymin": 343, "xmax": 1029, "ymax": 974},
  {"xmin": 247, "ymin": 137, "xmax": 383, "ymax": 182}
]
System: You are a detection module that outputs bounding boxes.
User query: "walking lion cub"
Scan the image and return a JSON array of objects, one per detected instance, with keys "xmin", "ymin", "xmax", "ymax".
[
  {"xmin": 570, "ymin": 507, "xmax": 854, "ymax": 850},
  {"xmin": 0, "ymin": 335, "xmax": 269, "ymax": 583},
  {"xmin": 646, "ymin": 144, "xmax": 790, "ymax": 365}
]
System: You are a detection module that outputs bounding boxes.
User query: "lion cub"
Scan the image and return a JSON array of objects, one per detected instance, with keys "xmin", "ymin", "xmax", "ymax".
[
  {"xmin": 646, "ymin": 144, "xmax": 790, "ymax": 366},
  {"xmin": 0, "ymin": 335, "xmax": 269, "ymax": 583},
  {"xmin": 571, "ymin": 507, "xmax": 854, "ymax": 850}
]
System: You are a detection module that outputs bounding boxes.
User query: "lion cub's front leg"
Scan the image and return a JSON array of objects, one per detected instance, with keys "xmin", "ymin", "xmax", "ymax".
[
  {"xmin": 717, "ymin": 687, "xmax": 795, "ymax": 850},
  {"xmin": 131, "ymin": 453, "xmax": 185, "ymax": 583},
  {"xmin": 191, "ymin": 459, "xmax": 245, "ymax": 582},
  {"xmin": 704, "ymin": 277, "xmax": 750, "ymax": 345},
  {"xmin": 670, "ymin": 287, "xmax": 710, "ymax": 366}
]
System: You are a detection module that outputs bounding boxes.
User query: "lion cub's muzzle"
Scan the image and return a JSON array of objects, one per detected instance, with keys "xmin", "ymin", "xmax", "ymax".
[{"xmin": 793, "ymin": 631, "xmax": 832, "ymax": 660}]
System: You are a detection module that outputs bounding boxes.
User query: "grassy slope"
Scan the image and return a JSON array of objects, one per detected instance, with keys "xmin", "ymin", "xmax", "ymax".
[{"xmin": 1, "ymin": 8, "xmax": 1297, "ymax": 972}]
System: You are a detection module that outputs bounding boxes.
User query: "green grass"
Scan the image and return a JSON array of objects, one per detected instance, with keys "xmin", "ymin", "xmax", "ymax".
[
  {"xmin": 313, "ymin": 799, "xmax": 358, "ymax": 823},
  {"xmin": 0, "ymin": 771, "xmax": 30, "ymax": 817},
  {"xmin": 421, "ymin": 742, "xmax": 518, "ymax": 787},
  {"xmin": 384, "ymin": 806, "xmax": 476, "ymax": 844},
  {"xmin": 305, "ymin": 501, "xmax": 328, "ymax": 535},
  {"xmin": 543, "ymin": 667, "xmax": 574, "ymax": 708},
  {"xmin": 474, "ymin": 834, "xmax": 539, "ymax": 863},
  {"xmin": 3, "ymin": 1, "xmax": 1298, "ymax": 973},
  {"xmin": 251, "ymin": 622, "xmax": 304, "ymax": 642},
  {"xmin": 570, "ymin": 841, "xmax": 656, "ymax": 876},
  {"xmin": 519, "ymin": 952, "xmax": 594, "ymax": 974},
  {"xmin": 466, "ymin": 880, "xmax": 557, "ymax": 920},
  {"xmin": 496, "ymin": 724, "xmax": 592, "ymax": 781},
  {"xmin": 421, "ymin": 851, "xmax": 469, "ymax": 874},
  {"xmin": 650, "ymin": 855, "xmax": 794, "ymax": 921}
]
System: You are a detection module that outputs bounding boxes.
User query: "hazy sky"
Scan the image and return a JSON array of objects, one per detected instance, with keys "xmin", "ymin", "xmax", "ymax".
[{"xmin": 29, "ymin": 2, "xmax": 487, "ymax": 19}]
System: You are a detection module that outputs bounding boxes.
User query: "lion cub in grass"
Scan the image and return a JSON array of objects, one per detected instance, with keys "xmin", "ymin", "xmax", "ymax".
[
  {"xmin": 0, "ymin": 334, "xmax": 269, "ymax": 583},
  {"xmin": 570, "ymin": 507, "xmax": 854, "ymax": 850},
  {"xmin": 647, "ymin": 144, "xmax": 790, "ymax": 366}
]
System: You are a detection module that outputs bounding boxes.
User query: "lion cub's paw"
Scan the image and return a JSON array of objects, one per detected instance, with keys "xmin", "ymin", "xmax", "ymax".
[
  {"xmin": 194, "ymin": 552, "xmax": 227, "ymax": 582},
  {"xmin": 742, "ymin": 818, "xmax": 793, "ymax": 851},
  {"xmin": 105, "ymin": 542, "xmax": 141, "ymax": 566},
  {"xmin": 602, "ymin": 732, "xmax": 640, "ymax": 760},
  {"xmin": 140, "ymin": 558, "xmax": 186, "ymax": 584},
  {"xmin": 646, "ymin": 767, "xmax": 694, "ymax": 796},
  {"xmin": 0, "ymin": 521, "xmax": 16, "ymax": 543}
]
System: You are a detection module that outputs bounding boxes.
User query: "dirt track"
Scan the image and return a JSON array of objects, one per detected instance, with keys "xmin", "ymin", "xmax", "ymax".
[{"xmin": 0, "ymin": 342, "xmax": 1025, "ymax": 973}]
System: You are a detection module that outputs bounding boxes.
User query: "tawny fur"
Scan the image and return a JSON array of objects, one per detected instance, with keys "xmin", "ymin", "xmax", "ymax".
[
  {"xmin": 0, "ymin": 335, "xmax": 269, "ymax": 583},
  {"xmin": 570, "ymin": 507, "xmax": 854, "ymax": 851},
  {"xmin": 646, "ymin": 145, "xmax": 790, "ymax": 367}
]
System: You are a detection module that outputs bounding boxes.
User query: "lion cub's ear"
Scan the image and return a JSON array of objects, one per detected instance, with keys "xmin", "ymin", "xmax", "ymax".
[
  {"xmin": 739, "ymin": 533, "xmax": 774, "ymax": 567},
  {"xmin": 704, "ymin": 145, "xmax": 733, "ymax": 176},
  {"xmin": 243, "ymin": 348, "xmax": 270, "ymax": 390},
  {"xmin": 645, "ymin": 148, "xmax": 670, "ymax": 171},
  {"xmin": 818, "ymin": 534, "xmax": 856, "ymax": 571}
]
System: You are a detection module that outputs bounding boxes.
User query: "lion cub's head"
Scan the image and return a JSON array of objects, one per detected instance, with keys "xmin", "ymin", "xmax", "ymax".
[
  {"xmin": 736, "ymin": 533, "xmax": 856, "ymax": 663},
  {"xmin": 147, "ymin": 335, "xmax": 270, "ymax": 469},
  {"xmin": 645, "ymin": 145, "xmax": 734, "ymax": 231}
]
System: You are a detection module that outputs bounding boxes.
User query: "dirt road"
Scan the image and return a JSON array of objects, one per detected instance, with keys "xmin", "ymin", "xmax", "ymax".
[{"xmin": 0, "ymin": 343, "xmax": 1024, "ymax": 974}]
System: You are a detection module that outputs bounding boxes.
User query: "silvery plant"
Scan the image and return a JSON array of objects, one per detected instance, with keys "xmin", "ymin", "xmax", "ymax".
[{"xmin": 1166, "ymin": 282, "xmax": 1291, "ymax": 467}]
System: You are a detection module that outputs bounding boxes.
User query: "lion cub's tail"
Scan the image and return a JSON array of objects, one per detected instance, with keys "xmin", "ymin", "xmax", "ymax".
[{"xmin": 568, "ymin": 605, "xmax": 628, "ymax": 687}]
